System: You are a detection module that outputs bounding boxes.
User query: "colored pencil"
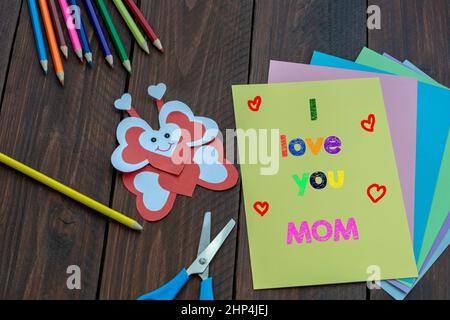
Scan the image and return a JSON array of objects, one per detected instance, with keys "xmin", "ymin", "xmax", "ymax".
[
  {"xmin": 27, "ymin": 0, "xmax": 48, "ymax": 73},
  {"xmin": 48, "ymin": 0, "xmax": 68, "ymax": 59},
  {"xmin": 69, "ymin": 0, "xmax": 93, "ymax": 65},
  {"xmin": 0, "ymin": 152, "xmax": 143, "ymax": 231},
  {"xmin": 58, "ymin": 0, "xmax": 83, "ymax": 61},
  {"xmin": 112, "ymin": 0, "xmax": 149, "ymax": 54},
  {"xmin": 83, "ymin": 0, "xmax": 113, "ymax": 66},
  {"xmin": 123, "ymin": 0, "xmax": 163, "ymax": 53},
  {"xmin": 38, "ymin": 0, "xmax": 64, "ymax": 85},
  {"xmin": 94, "ymin": 0, "xmax": 131, "ymax": 73}
]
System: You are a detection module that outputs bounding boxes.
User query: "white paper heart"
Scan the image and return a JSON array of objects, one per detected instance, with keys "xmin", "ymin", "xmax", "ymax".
[
  {"xmin": 148, "ymin": 83, "xmax": 167, "ymax": 100},
  {"xmin": 114, "ymin": 93, "xmax": 132, "ymax": 110}
]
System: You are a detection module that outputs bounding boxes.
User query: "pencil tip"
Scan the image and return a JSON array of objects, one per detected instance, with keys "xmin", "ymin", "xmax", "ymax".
[
  {"xmin": 57, "ymin": 72, "xmax": 65, "ymax": 86},
  {"xmin": 60, "ymin": 46, "xmax": 69, "ymax": 59},
  {"xmin": 132, "ymin": 221, "xmax": 144, "ymax": 231},
  {"xmin": 105, "ymin": 55, "xmax": 114, "ymax": 67},
  {"xmin": 85, "ymin": 52, "xmax": 93, "ymax": 65},
  {"xmin": 141, "ymin": 42, "xmax": 150, "ymax": 54},
  {"xmin": 153, "ymin": 39, "xmax": 163, "ymax": 53},
  {"xmin": 75, "ymin": 48, "xmax": 83, "ymax": 62},
  {"xmin": 123, "ymin": 60, "xmax": 132, "ymax": 73},
  {"xmin": 40, "ymin": 60, "xmax": 49, "ymax": 74}
]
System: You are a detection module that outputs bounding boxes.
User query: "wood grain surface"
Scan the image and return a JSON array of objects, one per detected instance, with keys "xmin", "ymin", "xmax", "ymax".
[{"xmin": 0, "ymin": 0, "xmax": 448, "ymax": 300}]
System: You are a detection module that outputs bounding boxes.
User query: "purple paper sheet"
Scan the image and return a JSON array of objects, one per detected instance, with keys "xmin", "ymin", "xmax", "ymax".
[{"xmin": 268, "ymin": 60, "xmax": 418, "ymax": 239}]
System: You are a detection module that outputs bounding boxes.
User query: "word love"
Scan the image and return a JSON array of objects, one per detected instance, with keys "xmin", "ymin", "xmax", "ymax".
[
  {"xmin": 280, "ymin": 135, "xmax": 342, "ymax": 157},
  {"xmin": 287, "ymin": 217, "xmax": 359, "ymax": 245},
  {"xmin": 293, "ymin": 170, "xmax": 344, "ymax": 196}
]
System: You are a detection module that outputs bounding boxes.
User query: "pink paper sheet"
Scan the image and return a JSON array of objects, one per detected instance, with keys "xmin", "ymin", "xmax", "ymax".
[{"xmin": 268, "ymin": 60, "xmax": 418, "ymax": 240}]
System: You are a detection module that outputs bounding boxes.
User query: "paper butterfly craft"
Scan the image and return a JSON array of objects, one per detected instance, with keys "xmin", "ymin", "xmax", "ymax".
[{"xmin": 111, "ymin": 83, "xmax": 239, "ymax": 221}]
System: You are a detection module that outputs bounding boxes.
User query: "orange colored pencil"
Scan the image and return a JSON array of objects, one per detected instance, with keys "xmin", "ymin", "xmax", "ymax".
[{"xmin": 38, "ymin": 0, "xmax": 64, "ymax": 85}]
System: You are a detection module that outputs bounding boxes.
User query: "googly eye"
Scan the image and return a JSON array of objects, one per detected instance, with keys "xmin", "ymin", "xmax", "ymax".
[
  {"xmin": 151, "ymin": 137, "xmax": 157, "ymax": 143},
  {"xmin": 164, "ymin": 133, "xmax": 171, "ymax": 139}
]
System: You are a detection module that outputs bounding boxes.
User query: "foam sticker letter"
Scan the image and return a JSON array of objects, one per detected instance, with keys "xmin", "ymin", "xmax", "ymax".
[
  {"xmin": 328, "ymin": 170, "xmax": 345, "ymax": 189},
  {"xmin": 287, "ymin": 221, "xmax": 312, "ymax": 245},
  {"xmin": 292, "ymin": 173, "xmax": 309, "ymax": 196}
]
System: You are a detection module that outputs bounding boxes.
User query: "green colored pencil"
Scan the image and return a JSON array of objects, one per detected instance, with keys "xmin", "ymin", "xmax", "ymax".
[
  {"xmin": 94, "ymin": 0, "xmax": 131, "ymax": 73},
  {"xmin": 112, "ymin": 0, "xmax": 149, "ymax": 54}
]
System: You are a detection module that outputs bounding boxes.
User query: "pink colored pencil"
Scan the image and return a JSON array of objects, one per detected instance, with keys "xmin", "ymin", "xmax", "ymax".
[{"xmin": 58, "ymin": 0, "xmax": 83, "ymax": 61}]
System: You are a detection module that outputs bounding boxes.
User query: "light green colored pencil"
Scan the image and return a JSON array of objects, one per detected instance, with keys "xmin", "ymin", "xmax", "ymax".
[{"xmin": 112, "ymin": 0, "xmax": 150, "ymax": 54}]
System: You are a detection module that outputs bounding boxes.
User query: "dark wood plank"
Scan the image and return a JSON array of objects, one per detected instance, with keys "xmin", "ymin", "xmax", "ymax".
[
  {"xmin": 368, "ymin": 0, "xmax": 450, "ymax": 300},
  {"xmin": 0, "ymin": 0, "xmax": 22, "ymax": 95},
  {"xmin": 0, "ymin": 1, "xmax": 131, "ymax": 299},
  {"xmin": 369, "ymin": 0, "xmax": 450, "ymax": 87},
  {"xmin": 235, "ymin": 0, "xmax": 368, "ymax": 300},
  {"xmin": 99, "ymin": 0, "xmax": 253, "ymax": 300}
]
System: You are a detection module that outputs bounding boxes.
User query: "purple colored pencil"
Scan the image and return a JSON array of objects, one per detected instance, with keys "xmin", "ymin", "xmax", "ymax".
[{"xmin": 82, "ymin": 0, "xmax": 113, "ymax": 66}]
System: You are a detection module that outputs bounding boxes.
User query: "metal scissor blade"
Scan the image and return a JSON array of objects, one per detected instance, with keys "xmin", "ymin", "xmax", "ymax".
[
  {"xmin": 197, "ymin": 212, "xmax": 211, "ymax": 279},
  {"xmin": 186, "ymin": 219, "xmax": 236, "ymax": 276}
]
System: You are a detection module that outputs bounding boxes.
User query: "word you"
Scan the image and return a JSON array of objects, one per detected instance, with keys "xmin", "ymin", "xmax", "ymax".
[
  {"xmin": 287, "ymin": 217, "xmax": 359, "ymax": 245},
  {"xmin": 293, "ymin": 170, "xmax": 344, "ymax": 196}
]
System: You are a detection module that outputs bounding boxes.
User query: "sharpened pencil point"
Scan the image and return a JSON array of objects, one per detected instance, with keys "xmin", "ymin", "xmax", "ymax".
[
  {"xmin": 153, "ymin": 39, "xmax": 164, "ymax": 53},
  {"xmin": 132, "ymin": 221, "xmax": 144, "ymax": 231},
  {"xmin": 85, "ymin": 52, "xmax": 93, "ymax": 65},
  {"xmin": 40, "ymin": 60, "xmax": 49, "ymax": 74},
  {"xmin": 123, "ymin": 60, "xmax": 132, "ymax": 74},
  {"xmin": 140, "ymin": 41, "xmax": 150, "ymax": 54},
  {"xmin": 75, "ymin": 48, "xmax": 83, "ymax": 62},
  {"xmin": 57, "ymin": 71, "xmax": 65, "ymax": 86},
  {"xmin": 105, "ymin": 55, "xmax": 114, "ymax": 67},
  {"xmin": 60, "ymin": 46, "xmax": 69, "ymax": 59}
]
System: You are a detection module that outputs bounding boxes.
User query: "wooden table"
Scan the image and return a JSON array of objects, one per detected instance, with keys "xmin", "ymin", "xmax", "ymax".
[{"xmin": 0, "ymin": 0, "xmax": 448, "ymax": 300}]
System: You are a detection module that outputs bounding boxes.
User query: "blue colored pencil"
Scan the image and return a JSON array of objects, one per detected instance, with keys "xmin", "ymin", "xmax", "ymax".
[
  {"xmin": 27, "ymin": 0, "xmax": 48, "ymax": 74},
  {"xmin": 82, "ymin": 0, "xmax": 113, "ymax": 66},
  {"xmin": 69, "ymin": 0, "xmax": 93, "ymax": 65}
]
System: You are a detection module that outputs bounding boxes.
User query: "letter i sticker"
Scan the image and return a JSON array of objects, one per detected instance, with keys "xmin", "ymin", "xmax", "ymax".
[{"xmin": 310, "ymin": 98, "xmax": 318, "ymax": 121}]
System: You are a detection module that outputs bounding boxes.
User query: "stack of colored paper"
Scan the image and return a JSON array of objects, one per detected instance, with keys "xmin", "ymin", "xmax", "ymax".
[{"xmin": 231, "ymin": 47, "xmax": 449, "ymax": 299}]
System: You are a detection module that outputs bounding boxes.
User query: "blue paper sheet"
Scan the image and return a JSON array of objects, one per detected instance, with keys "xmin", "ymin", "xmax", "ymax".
[{"xmin": 311, "ymin": 50, "xmax": 450, "ymax": 292}]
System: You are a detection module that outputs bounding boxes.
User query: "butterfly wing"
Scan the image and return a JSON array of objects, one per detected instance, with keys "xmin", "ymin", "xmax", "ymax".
[
  {"xmin": 123, "ymin": 166, "xmax": 177, "ymax": 221},
  {"xmin": 192, "ymin": 139, "xmax": 239, "ymax": 191},
  {"xmin": 159, "ymin": 101, "xmax": 219, "ymax": 147},
  {"xmin": 111, "ymin": 117, "xmax": 153, "ymax": 173}
]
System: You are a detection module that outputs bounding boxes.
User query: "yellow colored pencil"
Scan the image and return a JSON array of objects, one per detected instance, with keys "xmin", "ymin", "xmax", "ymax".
[{"xmin": 0, "ymin": 152, "xmax": 143, "ymax": 231}]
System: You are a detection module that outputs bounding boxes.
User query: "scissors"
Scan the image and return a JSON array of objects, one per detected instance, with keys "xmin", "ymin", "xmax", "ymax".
[{"xmin": 137, "ymin": 212, "xmax": 235, "ymax": 300}]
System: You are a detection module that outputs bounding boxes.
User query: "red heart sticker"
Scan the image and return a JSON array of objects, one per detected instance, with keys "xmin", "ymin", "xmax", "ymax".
[
  {"xmin": 361, "ymin": 114, "xmax": 376, "ymax": 132},
  {"xmin": 253, "ymin": 201, "xmax": 269, "ymax": 216},
  {"xmin": 367, "ymin": 184, "xmax": 387, "ymax": 203},
  {"xmin": 248, "ymin": 96, "xmax": 262, "ymax": 112}
]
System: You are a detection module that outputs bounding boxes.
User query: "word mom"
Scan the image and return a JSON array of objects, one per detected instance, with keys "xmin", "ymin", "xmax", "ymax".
[{"xmin": 287, "ymin": 217, "xmax": 359, "ymax": 244}]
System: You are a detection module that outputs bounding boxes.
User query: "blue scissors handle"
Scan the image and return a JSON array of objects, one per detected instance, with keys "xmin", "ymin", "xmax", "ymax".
[
  {"xmin": 137, "ymin": 268, "xmax": 190, "ymax": 300},
  {"xmin": 199, "ymin": 277, "xmax": 214, "ymax": 300}
]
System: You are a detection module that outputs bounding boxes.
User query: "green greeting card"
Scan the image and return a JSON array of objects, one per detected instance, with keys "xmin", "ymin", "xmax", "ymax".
[{"xmin": 232, "ymin": 78, "xmax": 417, "ymax": 289}]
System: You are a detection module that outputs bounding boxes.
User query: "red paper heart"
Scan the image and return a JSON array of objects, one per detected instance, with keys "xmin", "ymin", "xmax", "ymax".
[
  {"xmin": 361, "ymin": 114, "xmax": 376, "ymax": 132},
  {"xmin": 367, "ymin": 184, "xmax": 387, "ymax": 203},
  {"xmin": 166, "ymin": 111, "xmax": 206, "ymax": 143},
  {"xmin": 248, "ymin": 96, "xmax": 262, "ymax": 112},
  {"xmin": 253, "ymin": 201, "xmax": 269, "ymax": 216}
]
